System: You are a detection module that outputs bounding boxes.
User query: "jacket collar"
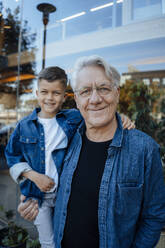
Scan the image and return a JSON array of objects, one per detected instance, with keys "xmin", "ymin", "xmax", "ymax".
[
  {"xmin": 77, "ymin": 119, "xmax": 86, "ymax": 136},
  {"xmin": 27, "ymin": 108, "xmax": 66, "ymax": 121},
  {"xmin": 110, "ymin": 112, "xmax": 124, "ymax": 148}
]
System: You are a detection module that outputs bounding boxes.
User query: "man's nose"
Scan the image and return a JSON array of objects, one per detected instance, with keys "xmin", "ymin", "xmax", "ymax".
[{"xmin": 89, "ymin": 89, "xmax": 102, "ymax": 104}]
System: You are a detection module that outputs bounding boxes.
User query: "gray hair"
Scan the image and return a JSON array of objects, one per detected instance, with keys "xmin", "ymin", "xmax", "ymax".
[{"xmin": 71, "ymin": 55, "xmax": 120, "ymax": 91}]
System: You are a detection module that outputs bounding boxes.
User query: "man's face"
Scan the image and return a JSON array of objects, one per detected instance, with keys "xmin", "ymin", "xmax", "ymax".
[
  {"xmin": 74, "ymin": 65, "xmax": 120, "ymax": 130},
  {"xmin": 36, "ymin": 79, "xmax": 66, "ymax": 118}
]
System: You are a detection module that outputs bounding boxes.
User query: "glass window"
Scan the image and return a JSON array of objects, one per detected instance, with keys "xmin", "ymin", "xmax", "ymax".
[
  {"xmin": 116, "ymin": 1, "xmax": 123, "ymax": 27},
  {"xmin": 132, "ymin": 0, "xmax": 162, "ymax": 20},
  {"xmin": 143, "ymin": 78, "xmax": 150, "ymax": 85},
  {"xmin": 0, "ymin": 0, "xmax": 164, "ymax": 166},
  {"xmin": 163, "ymin": 78, "xmax": 165, "ymax": 85}
]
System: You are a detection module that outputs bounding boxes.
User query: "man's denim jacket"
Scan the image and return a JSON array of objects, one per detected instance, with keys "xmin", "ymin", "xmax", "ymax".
[
  {"xmin": 5, "ymin": 108, "xmax": 82, "ymax": 204},
  {"xmin": 54, "ymin": 113, "xmax": 165, "ymax": 248}
]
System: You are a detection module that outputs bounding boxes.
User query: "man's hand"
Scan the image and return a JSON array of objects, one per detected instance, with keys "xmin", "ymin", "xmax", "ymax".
[
  {"xmin": 121, "ymin": 114, "xmax": 135, "ymax": 130},
  {"xmin": 17, "ymin": 195, "xmax": 39, "ymax": 221}
]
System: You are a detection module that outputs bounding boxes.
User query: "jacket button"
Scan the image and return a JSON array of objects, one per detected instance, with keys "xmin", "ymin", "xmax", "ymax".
[
  {"xmin": 41, "ymin": 147, "xmax": 44, "ymax": 150},
  {"xmin": 41, "ymin": 133, "xmax": 44, "ymax": 136},
  {"xmin": 41, "ymin": 160, "xmax": 44, "ymax": 164},
  {"xmin": 26, "ymin": 138, "xmax": 29, "ymax": 142}
]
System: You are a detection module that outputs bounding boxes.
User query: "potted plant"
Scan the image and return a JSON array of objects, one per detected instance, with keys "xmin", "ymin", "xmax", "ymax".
[
  {"xmin": 0, "ymin": 206, "xmax": 28, "ymax": 248},
  {"xmin": 26, "ymin": 239, "xmax": 41, "ymax": 248}
]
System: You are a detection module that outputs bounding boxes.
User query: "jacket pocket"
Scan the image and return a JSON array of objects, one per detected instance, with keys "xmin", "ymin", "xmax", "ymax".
[
  {"xmin": 19, "ymin": 136, "xmax": 38, "ymax": 161},
  {"xmin": 115, "ymin": 183, "xmax": 143, "ymax": 220}
]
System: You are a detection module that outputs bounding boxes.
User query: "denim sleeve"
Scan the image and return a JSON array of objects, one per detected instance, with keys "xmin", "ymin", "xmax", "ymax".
[
  {"xmin": 9, "ymin": 162, "xmax": 32, "ymax": 183},
  {"xmin": 5, "ymin": 123, "xmax": 32, "ymax": 183},
  {"xmin": 132, "ymin": 143, "xmax": 165, "ymax": 248}
]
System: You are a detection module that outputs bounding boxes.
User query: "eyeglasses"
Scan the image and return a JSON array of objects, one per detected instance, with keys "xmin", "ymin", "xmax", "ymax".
[{"xmin": 74, "ymin": 84, "xmax": 115, "ymax": 98}]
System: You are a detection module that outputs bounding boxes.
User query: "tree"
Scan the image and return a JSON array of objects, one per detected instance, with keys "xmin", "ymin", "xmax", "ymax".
[
  {"xmin": 119, "ymin": 80, "xmax": 157, "ymax": 138},
  {"xmin": 156, "ymin": 98, "xmax": 165, "ymax": 164},
  {"xmin": 0, "ymin": 3, "xmax": 36, "ymax": 96},
  {"xmin": 119, "ymin": 79, "xmax": 165, "ymax": 166}
]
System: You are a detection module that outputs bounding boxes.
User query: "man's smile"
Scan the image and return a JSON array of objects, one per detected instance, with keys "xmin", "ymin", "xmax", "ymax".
[{"xmin": 87, "ymin": 106, "xmax": 108, "ymax": 112}]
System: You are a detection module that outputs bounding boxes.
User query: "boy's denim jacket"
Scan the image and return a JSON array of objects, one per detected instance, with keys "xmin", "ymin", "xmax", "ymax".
[
  {"xmin": 5, "ymin": 108, "xmax": 82, "ymax": 204},
  {"xmin": 54, "ymin": 113, "xmax": 165, "ymax": 248}
]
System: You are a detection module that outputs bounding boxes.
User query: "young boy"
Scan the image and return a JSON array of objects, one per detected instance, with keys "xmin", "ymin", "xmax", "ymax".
[
  {"xmin": 5, "ymin": 66, "xmax": 134, "ymax": 248},
  {"xmin": 5, "ymin": 66, "xmax": 82, "ymax": 248}
]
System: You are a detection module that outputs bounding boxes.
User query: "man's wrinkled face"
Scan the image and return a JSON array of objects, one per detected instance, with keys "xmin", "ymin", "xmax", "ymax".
[
  {"xmin": 36, "ymin": 79, "xmax": 66, "ymax": 118},
  {"xmin": 74, "ymin": 65, "xmax": 120, "ymax": 129}
]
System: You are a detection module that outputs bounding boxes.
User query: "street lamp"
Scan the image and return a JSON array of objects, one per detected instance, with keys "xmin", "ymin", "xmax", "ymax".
[{"xmin": 37, "ymin": 3, "xmax": 56, "ymax": 69}]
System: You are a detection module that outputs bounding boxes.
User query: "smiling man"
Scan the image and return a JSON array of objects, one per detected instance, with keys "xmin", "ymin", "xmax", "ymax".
[
  {"xmin": 52, "ymin": 55, "xmax": 165, "ymax": 248},
  {"xmin": 74, "ymin": 63, "xmax": 120, "ymax": 141}
]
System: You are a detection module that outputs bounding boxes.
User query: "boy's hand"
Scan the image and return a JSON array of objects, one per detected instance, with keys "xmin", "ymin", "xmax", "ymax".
[
  {"xmin": 22, "ymin": 170, "xmax": 55, "ymax": 192},
  {"xmin": 34, "ymin": 173, "xmax": 55, "ymax": 192},
  {"xmin": 121, "ymin": 114, "xmax": 135, "ymax": 130}
]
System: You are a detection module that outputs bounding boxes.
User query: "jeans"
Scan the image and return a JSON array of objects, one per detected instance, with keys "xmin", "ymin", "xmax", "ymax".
[{"xmin": 34, "ymin": 192, "xmax": 56, "ymax": 248}]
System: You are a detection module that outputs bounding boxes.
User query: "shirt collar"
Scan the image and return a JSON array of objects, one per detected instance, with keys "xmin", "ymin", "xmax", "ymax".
[{"xmin": 27, "ymin": 108, "xmax": 66, "ymax": 121}]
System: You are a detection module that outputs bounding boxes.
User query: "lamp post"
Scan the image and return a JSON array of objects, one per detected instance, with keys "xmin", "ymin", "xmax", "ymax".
[{"xmin": 37, "ymin": 3, "xmax": 56, "ymax": 69}]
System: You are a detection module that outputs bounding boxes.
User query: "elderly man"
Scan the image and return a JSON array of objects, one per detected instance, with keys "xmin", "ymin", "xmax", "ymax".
[{"xmin": 19, "ymin": 55, "xmax": 165, "ymax": 248}]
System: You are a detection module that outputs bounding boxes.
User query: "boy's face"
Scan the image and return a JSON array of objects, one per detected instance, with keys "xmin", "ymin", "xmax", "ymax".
[{"xmin": 36, "ymin": 79, "xmax": 66, "ymax": 118}]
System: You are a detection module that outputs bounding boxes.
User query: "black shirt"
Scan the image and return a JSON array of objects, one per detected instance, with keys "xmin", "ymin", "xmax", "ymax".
[{"xmin": 62, "ymin": 133, "xmax": 111, "ymax": 248}]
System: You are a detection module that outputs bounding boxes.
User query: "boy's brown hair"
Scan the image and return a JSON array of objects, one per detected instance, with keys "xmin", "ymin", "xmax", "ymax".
[{"xmin": 38, "ymin": 66, "xmax": 68, "ymax": 89}]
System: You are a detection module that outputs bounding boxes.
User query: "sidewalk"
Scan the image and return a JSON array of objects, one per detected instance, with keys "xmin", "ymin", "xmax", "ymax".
[{"xmin": 156, "ymin": 232, "xmax": 165, "ymax": 248}]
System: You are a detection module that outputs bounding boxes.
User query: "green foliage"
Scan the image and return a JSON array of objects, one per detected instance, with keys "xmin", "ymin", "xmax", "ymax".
[
  {"xmin": 0, "ymin": 206, "xmax": 29, "ymax": 247},
  {"xmin": 1, "ymin": 226, "xmax": 28, "ymax": 247},
  {"xmin": 26, "ymin": 239, "xmax": 41, "ymax": 248},
  {"xmin": 160, "ymin": 98, "xmax": 165, "ymax": 115},
  {"xmin": 156, "ymin": 99, "xmax": 165, "ymax": 164},
  {"xmin": 119, "ymin": 79, "xmax": 165, "ymax": 166}
]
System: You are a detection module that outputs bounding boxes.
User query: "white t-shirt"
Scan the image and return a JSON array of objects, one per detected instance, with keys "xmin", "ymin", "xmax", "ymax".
[{"xmin": 38, "ymin": 116, "xmax": 67, "ymax": 192}]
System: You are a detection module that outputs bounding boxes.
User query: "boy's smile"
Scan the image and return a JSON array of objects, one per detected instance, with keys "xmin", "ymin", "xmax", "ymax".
[{"xmin": 36, "ymin": 79, "xmax": 66, "ymax": 118}]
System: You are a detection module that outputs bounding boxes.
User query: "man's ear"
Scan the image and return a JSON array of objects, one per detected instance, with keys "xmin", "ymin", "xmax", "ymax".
[
  {"xmin": 36, "ymin": 90, "xmax": 38, "ymax": 97},
  {"xmin": 116, "ymin": 87, "xmax": 120, "ymax": 103}
]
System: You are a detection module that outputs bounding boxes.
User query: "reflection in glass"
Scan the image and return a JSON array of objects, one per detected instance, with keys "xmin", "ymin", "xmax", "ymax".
[
  {"xmin": 0, "ymin": 2, "xmax": 36, "ymax": 108},
  {"xmin": 132, "ymin": 0, "xmax": 162, "ymax": 20}
]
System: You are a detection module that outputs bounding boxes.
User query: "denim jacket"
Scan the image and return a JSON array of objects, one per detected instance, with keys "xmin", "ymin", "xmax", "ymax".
[
  {"xmin": 54, "ymin": 113, "xmax": 165, "ymax": 248},
  {"xmin": 5, "ymin": 108, "xmax": 82, "ymax": 204}
]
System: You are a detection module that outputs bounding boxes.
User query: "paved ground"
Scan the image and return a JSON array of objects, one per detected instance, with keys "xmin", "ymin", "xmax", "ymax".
[{"xmin": 156, "ymin": 232, "xmax": 165, "ymax": 248}]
